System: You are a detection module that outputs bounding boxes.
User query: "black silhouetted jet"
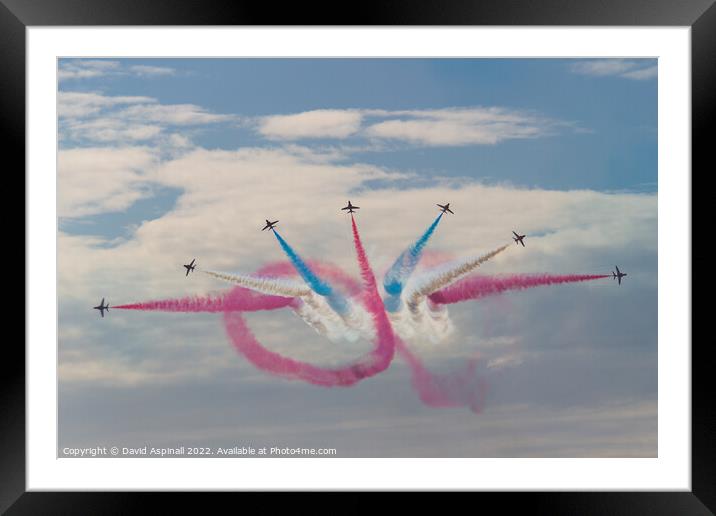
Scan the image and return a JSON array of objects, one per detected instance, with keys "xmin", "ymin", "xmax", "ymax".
[
  {"xmin": 437, "ymin": 203, "xmax": 454, "ymax": 215},
  {"xmin": 93, "ymin": 298, "xmax": 109, "ymax": 318},
  {"xmin": 341, "ymin": 201, "xmax": 360, "ymax": 214},
  {"xmin": 613, "ymin": 266, "xmax": 627, "ymax": 285},
  {"xmin": 512, "ymin": 231, "xmax": 526, "ymax": 247},
  {"xmin": 262, "ymin": 219, "xmax": 279, "ymax": 232},
  {"xmin": 183, "ymin": 258, "xmax": 196, "ymax": 277}
]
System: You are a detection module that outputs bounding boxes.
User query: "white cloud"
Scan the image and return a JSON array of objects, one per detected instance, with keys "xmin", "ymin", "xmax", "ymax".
[
  {"xmin": 59, "ymin": 59, "xmax": 178, "ymax": 82},
  {"xmin": 63, "ymin": 118, "xmax": 163, "ymax": 143},
  {"xmin": 363, "ymin": 107, "xmax": 550, "ymax": 146},
  {"xmin": 621, "ymin": 65, "xmax": 658, "ymax": 80},
  {"xmin": 58, "ymin": 60, "xmax": 122, "ymax": 81},
  {"xmin": 60, "ymin": 90, "xmax": 572, "ymax": 150},
  {"xmin": 167, "ymin": 133, "xmax": 194, "ymax": 149},
  {"xmin": 571, "ymin": 60, "xmax": 636, "ymax": 76},
  {"xmin": 58, "ymin": 91, "xmax": 155, "ymax": 118},
  {"xmin": 117, "ymin": 103, "xmax": 235, "ymax": 125},
  {"xmin": 59, "ymin": 91, "xmax": 237, "ymax": 145},
  {"xmin": 570, "ymin": 59, "xmax": 658, "ymax": 80},
  {"xmin": 128, "ymin": 65, "xmax": 176, "ymax": 77},
  {"xmin": 255, "ymin": 107, "xmax": 565, "ymax": 146},
  {"xmin": 58, "ymin": 146, "xmax": 157, "ymax": 218},
  {"xmin": 259, "ymin": 109, "xmax": 363, "ymax": 140}
]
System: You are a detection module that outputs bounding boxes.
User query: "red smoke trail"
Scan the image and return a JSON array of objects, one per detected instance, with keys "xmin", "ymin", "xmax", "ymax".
[
  {"xmin": 429, "ymin": 273, "xmax": 610, "ymax": 305},
  {"xmin": 221, "ymin": 216, "xmax": 396, "ymax": 387},
  {"xmin": 115, "ymin": 258, "xmax": 385, "ymax": 386},
  {"xmin": 349, "ymin": 214, "xmax": 396, "ymax": 371},
  {"xmin": 114, "ymin": 253, "xmax": 489, "ymax": 408},
  {"xmin": 114, "ymin": 263, "xmax": 602, "ymax": 411},
  {"xmin": 115, "ymin": 260, "xmax": 361, "ymax": 313},
  {"xmin": 224, "ymin": 307, "xmax": 370, "ymax": 386},
  {"xmin": 347, "ymin": 219, "xmax": 487, "ymax": 412},
  {"xmin": 230, "ymin": 241, "xmax": 488, "ymax": 409},
  {"xmin": 256, "ymin": 243, "xmax": 486, "ymax": 411},
  {"xmin": 305, "ymin": 247, "xmax": 488, "ymax": 410},
  {"xmin": 114, "ymin": 289, "xmax": 294, "ymax": 312},
  {"xmin": 396, "ymin": 338, "xmax": 487, "ymax": 414}
]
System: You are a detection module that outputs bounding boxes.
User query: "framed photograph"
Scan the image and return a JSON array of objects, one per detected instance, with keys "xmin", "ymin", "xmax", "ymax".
[{"xmin": 8, "ymin": 0, "xmax": 708, "ymax": 510}]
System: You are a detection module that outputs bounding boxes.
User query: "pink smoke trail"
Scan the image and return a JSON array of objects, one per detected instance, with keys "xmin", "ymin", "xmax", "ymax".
[
  {"xmin": 306, "ymin": 247, "xmax": 487, "ymax": 412},
  {"xmin": 429, "ymin": 273, "xmax": 610, "ymax": 305},
  {"xmin": 115, "ymin": 258, "xmax": 388, "ymax": 386},
  {"xmin": 349, "ymin": 214, "xmax": 396, "ymax": 371},
  {"xmin": 221, "ymin": 216, "xmax": 396, "ymax": 387},
  {"xmin": 396, "ymin": 338, "xmax": 487, "ymax": 414},
  {"xmin": 263, "ymin": 245, "xmax": 484, "ymax": 412},
  {"xmin": 114, "ymin": 288, "xmax": 295, "ymax": 313},
  {"xmin": 407, "ymin": 245, "xmax": 511, "ymax": 306},
  {"xmin": 115, "ymin": 260, "xmax": 361, "ymax": 314},
  {"xmin": 224, "ymin": 307, "xmax": 365, "ymax": 386}
]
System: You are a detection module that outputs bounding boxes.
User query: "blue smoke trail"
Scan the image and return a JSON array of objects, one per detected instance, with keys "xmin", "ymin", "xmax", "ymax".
[
  {"xmin": 383, "ymin": 213, "xmax": 443, "ymax": 297},
  {"xmin": 272, "ymin": 230, "xmax": 349, "ymax": 314}
]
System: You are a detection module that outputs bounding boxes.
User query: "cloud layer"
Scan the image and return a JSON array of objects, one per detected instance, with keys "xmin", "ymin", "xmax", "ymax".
[
  {"xmin": 257, "ymin": 107, "xmax": 569, "ymax": 146},
  {"xmin": 570, "ymin": 59, "xmax": 658, "ymax": 81},
  {"xmin": 59, "ymin": 91, "xmax": 237, "ymax": 146},
  {"xmin": 58, "ymin": 141, "xmax": 656, "ymax": 457},
  {"xmin": 58, "ymin": 142, "xmax": 656, "ymax": 383},
  {"xmin": 59, "ymin": 146, "xmax": 157, "ymax": 218},
  {"xmin": 59, "ymin": 60, "xmax": 177, "ymax": 81}
]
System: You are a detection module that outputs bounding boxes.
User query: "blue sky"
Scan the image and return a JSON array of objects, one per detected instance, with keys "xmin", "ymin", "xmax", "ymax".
[{"xmin": 57, "ymin": 58, "xmax": 657, "ymax": 458}]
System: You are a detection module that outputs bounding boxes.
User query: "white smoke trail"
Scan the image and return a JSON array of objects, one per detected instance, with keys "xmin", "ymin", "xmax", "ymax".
[
  {"xmin": 387, "ymin": 300, "xmax": 454, "ymax": 343},
  {"xmin": 202, "ymin": 270, "xmax": 312, "ymax": 298},
  {"xmin": 203, "ymin": 244, "xmax": 506, "ymax": 346},
  {"xmin": 204, "ymin": 269, "xmax": 371, "ymax": 340},
  {"xmin": 404, "ymin": 244, "xmax": 510, "ymax": 315}
]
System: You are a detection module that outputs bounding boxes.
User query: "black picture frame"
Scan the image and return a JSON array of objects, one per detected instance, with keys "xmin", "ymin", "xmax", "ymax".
[{"xmin": 6, "ymin": 0, "xmax": 708, "ymax": 511}]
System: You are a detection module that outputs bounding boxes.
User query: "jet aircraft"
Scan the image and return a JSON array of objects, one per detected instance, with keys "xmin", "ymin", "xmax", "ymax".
[
  {"xmin": 183, "ymin": 258, "xmax": 196, "ymax": 277},
  {"xmin": 93, "ymin": 298, "xmax": 109, "ymax": 318},
  {"xmin": 512, "ymin": 231, "xmax": 526, "ymax": 247},
  {"xmin": 341, "ymin": 201, "xmax": 360, "ymax": 213},
  {"xmin": 437, "ymin": 203, "xmax": 454, "ymax": 215},
  {"xmin": 262, "ymin": 220, "xmax": 279, "ymax": 232},
  {"xmin": 613, "ymin": 266, "xmax": 627, "ymax": 285}
]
